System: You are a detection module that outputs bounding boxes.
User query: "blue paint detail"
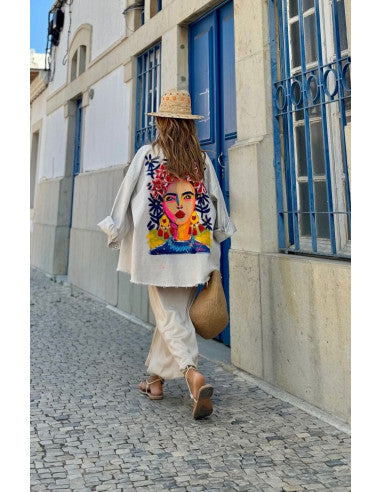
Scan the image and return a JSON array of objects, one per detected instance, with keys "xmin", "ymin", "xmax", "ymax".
[
  {"xmin": 157, "ymin": 0, "xmax": 162, "ymax": 12},
  {"xmin": 135, "ymin": 43, "xmax": 161, "ymax": 152},
  {"xmin": 281, "ymin": 0, "xmax": 300, "ymax": 251},
  {"xmin": 297, "ymin": 0, "xmax": 318, "ymax": 252},
  {"xmin": 268, "ymin": 0, "xmax": 350, "ymax": 258},
  {"xmin": 313, "ymin": 0, "xmax": 337, "ymax": 254},
  {"xmin": 269, "ymin": 1, "xmax": 286, "ymax": 250},
  {"xmin": 331, "ymin": 0, "xmax": 351, "ymax": 237},
  {"xmin": 189, "ymin": 0, "xmax": 236, "ymax": 347},
  {"xmin": 73, "ymin": 99, "xmax": 82, "ymax": 177},
  {"xmin": 150, "ymin": 236, "xmax": 210, "ymax": 255},
  {"xmin": 69, "ymin": 98, "xmax": 82, "ymax": 229},
  {"xmin": 144, "ymin": 153, "xmax": 160, "ymax": 178}
]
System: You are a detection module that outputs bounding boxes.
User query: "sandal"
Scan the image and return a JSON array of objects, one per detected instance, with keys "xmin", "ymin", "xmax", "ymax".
[
  {"xmin": 139, "ymin": 376, "xmax": 165, "ymax": 400},
  {"xmin": 184, "ymin": 366, "xmax": 214, "ymax": 420}
]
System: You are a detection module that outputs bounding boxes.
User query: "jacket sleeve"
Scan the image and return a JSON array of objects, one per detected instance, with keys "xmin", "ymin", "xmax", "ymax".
[
  {"xmin": 97, "ymin": 145, "xmax": 148, "ymax": 249},
  {"xmin": 205, "ymin": 154, "xmax": 237, "ymax": 243}
]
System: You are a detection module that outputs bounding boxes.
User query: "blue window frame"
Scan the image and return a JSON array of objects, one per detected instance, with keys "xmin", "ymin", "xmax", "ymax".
[
  {"xmin": 269, "ymin": 0, "xmax": 351, "ymax": 258},
  {"xmin": 158, "ymin": 0, "xmax": 162, "ymax": 12},
  {"xmin": 135, "ymin": 43, "xmax": 161, "ymax": 152}
]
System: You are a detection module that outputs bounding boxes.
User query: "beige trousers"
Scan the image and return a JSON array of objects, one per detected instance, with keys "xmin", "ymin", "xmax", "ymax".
[{"xmin": 145, "ymin": 285, "xmax": 199, "ymax": 379}]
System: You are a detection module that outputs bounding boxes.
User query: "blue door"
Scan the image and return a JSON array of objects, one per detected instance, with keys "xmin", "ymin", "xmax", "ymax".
[
  {"xmin": 189, "ymin": 0, "xmax": 237, "ymax": 346},
  {"xmin": 69, "ymin": 98, "xmax": 83, "ymax": 229}
]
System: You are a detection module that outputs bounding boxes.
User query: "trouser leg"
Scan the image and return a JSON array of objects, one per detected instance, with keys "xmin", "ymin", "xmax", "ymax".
[{"xmin": 145, "ymin": 285, "xmax": 198, "ymax": 380}]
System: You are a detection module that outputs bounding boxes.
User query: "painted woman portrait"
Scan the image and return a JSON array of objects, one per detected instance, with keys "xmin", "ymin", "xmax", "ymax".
[{"xmin": 146, "ymin": 161, "xmax": 212, "ymax": 255}]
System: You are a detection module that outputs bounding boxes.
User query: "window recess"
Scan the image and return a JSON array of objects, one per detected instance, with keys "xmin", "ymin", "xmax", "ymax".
[
  {"xmin": 135, "ymin": 42, "xmax": 161, "ymax": 152},
  {"xmin": 70, "ymin": 45, "xmax": 87, "ymax": 81}
]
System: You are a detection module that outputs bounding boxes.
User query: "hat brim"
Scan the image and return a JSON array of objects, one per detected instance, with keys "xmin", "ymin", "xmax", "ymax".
[{"xmin": 146, "ymin": 111, "xmax": 203, "ymax": 120}]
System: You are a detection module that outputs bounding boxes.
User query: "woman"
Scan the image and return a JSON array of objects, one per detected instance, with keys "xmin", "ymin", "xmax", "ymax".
[{"xmin": 98, "ymin": 88, "xmax": 236, "ymax": 419}]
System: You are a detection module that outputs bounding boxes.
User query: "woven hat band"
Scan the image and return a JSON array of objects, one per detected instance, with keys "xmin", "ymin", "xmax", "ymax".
[{"xmin": 159, "ymin": 92, "xmax": 192, "ymax": 114}]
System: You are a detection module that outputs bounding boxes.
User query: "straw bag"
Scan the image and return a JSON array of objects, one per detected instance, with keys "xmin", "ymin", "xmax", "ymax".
[{"xmin": 190, "ymin": 270, "xmax": 229, "ymax": 339}]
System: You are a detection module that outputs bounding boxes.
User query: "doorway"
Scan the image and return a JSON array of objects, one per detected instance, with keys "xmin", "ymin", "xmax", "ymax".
[
  {"xmin": 69, "ymin": 98, "xmax": 83, "ymax": 229},
  {"xmin": 189, "ymin": 0, "xmax": 237, "ymax": 346}
]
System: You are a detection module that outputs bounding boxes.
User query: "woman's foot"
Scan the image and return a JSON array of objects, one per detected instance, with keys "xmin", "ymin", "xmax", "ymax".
[
  {"xmin": 184, "ymin": 366, "xmax": 205, "ymax": 397},
  {"xmin": 139, "ymin": 375, "xmax": 164, "ymax": 400},
  {"xmin": 184, "ymin": 366, "xmax": 214, "ymax": 419}
]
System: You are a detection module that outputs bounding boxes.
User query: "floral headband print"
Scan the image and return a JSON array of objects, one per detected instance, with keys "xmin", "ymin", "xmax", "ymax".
[{"xmin": 150, "ymin": 163, "xmax": 207, "ymax": 200}]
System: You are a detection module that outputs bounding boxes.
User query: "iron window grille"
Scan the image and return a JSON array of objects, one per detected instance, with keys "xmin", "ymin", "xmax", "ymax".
[
  {"xmin": 269, "ymin": 0, "xmax": 351, "ymax": 258},
  {"xmin": 135, "ymin": 43, "xmax": 161, "ymax": 152}
]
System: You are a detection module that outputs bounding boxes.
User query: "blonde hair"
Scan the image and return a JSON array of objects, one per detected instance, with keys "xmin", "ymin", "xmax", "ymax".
[{"xmin": 152, "ymin": 117, "xmax": 206, "ymax": 181}]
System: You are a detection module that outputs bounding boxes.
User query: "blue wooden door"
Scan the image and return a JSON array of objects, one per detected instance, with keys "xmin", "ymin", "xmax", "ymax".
[
  {"xmin": 69, "ymin": 98, "xmax": 82, "ymax": 229},
  {"xmin": 189, "ymin": 0, "xmax": 237, "ymax": 346}
]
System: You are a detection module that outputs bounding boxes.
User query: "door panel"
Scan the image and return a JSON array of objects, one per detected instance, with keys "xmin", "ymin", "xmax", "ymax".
[
  {"xmin": 190, "ymin": 15, "xmax": 217, "ymax": 155},
  {"xmin": 69, "ymin": 98, "xmax": 82, "ymax": 229},
  {"xmin": 189, "ymin": 0, "xmax": 236, "ymax": 346},
  {"xmin": 219, "ymin": 1, "xmax": 237, "ymax": 203}
]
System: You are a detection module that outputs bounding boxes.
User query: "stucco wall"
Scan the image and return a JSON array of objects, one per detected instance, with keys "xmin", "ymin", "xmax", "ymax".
[
  {"xmin": 39, "ymin": 106, "xmax": 67, "ymax": 180},
  {"xmin": 31, "ymin": 176, "xmax": 72, "ymax": 275},
  {"xmin": 68, "ymin": 166, "xmax": 124, "ymax": 303},
  {"xmin": 31, "ymin": 91, "xmax": 47, "ymax": 128},
  {"xmin": 83, "ymin": 67, "xmax": 131, "ymax": 172}
]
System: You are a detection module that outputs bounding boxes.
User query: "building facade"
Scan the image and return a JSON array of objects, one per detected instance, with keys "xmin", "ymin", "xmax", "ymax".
[{"xmin": 30, "ymin": 0, "xmax": 351, "ymax": 422}]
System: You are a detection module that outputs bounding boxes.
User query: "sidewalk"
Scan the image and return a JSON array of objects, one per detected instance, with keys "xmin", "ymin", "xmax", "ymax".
[{"xmin": 30, "ymin": 267, "xmax": 350, "ymax": 491}]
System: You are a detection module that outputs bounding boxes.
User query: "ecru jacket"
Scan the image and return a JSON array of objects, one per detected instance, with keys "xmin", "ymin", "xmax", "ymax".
[{"xmin": 97, "ymin": 144, "xmax": 236, "ymax": 287}]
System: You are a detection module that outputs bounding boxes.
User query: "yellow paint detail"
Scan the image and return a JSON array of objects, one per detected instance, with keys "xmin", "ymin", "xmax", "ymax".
[
  {"xmin": 147, "ymin": 229, "xmax": 166, "ymax": 249},
  {"xmin": 196, "ymin": 229, "xmax": 212, "ymax": 248}
]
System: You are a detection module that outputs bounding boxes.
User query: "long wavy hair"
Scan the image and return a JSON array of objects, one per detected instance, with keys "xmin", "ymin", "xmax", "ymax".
[{"xmin": 152, "ymin": 117, "xmax": 206, "ymax": 181}]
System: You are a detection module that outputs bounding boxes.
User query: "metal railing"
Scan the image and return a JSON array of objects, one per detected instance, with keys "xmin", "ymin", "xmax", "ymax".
[{"xmin": 269, "ymin": 0, "xmax": 351, "ymax": 258}]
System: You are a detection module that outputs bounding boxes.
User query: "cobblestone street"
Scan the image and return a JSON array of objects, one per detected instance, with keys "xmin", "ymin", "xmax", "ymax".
[{"xmin": 30, "ymin": 267, "xmax": 351, "ymax": 491}]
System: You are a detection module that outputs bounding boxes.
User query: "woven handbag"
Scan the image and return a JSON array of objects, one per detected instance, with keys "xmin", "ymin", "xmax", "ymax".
[{"xmin": 190, "ymin": 270, "xmax": 229, "ymax": 339}]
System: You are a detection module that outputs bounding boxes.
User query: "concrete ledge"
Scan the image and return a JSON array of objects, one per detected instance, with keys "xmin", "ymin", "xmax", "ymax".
[
  {"xmin": 229, "ymin": 249, "xmax": 263, "ymax": 376},
  {"xmin": 260, "ymin": 253, "xmax": 350, "ymax": 422}
]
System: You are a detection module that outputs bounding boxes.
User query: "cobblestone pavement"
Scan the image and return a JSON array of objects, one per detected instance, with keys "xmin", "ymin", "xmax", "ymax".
[{"xmin": 30, "ymin": 267, "xmax": 351, "ymax": 491}]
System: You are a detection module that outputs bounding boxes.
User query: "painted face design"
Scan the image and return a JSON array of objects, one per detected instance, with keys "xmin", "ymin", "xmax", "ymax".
[
  {"xmin": 163, "ymin": 180, "xmax": 196, "ymax": 226},
  {"xmin": 145, "ymin": 157, "xmax": 212, "ymax": 254}
]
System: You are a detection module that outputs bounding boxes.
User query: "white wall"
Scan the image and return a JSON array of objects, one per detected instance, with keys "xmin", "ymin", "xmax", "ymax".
[
  {"xmin": 83, "ymin": 67, "xmax": 130, "ymax": 172},
  {"xmin": 30, "ymin": 91, "xmax": 46, "ymax": 128},
  {"xmin": 31, "ymin": 91, "xmax": 48, "ymax": 207},
  {"xmin": 48, "ymin": 0, "xmax": 126, "ymax": 95},
  {"xmin": 39, "ymin": 106, "xmax": 67, "ymax": 181},
  {"xmin": 87, "ymin": 0, "xmax": 126, "ymax": 60}
]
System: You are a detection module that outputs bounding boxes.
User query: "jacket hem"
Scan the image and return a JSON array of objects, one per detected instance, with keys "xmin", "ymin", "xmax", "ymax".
[{"xmin": 119, "ymin": 272, "xmax": 213, "ymax": 288}]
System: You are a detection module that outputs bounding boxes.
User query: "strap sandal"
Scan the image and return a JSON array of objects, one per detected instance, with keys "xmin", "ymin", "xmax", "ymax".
[
  {"xmin": 139, "ymin": 376, "xmax": 165, "ymax": 400},
  {"xmin": 184, "ymin": 365, "xmax": 214, "ymax": 420}
]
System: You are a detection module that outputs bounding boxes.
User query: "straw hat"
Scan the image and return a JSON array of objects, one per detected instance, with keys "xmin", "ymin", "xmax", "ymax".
[{"xmin": 146, "ymin": 88, "xmax": 203, "ymax": 120}]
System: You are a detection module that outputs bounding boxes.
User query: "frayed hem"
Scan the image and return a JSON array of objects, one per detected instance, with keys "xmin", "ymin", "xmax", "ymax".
[{"xmin": 125, "ymin": 275, "xmax": 212, "ymax": 288}]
